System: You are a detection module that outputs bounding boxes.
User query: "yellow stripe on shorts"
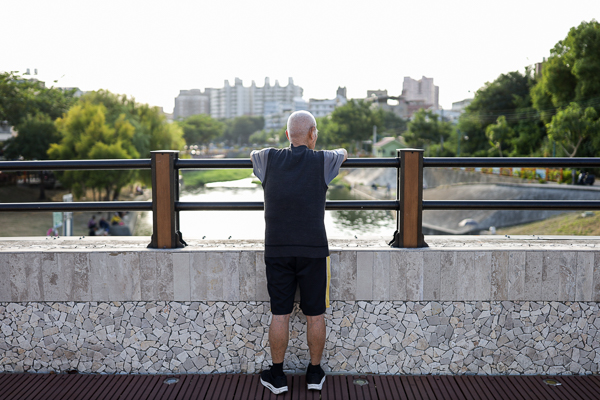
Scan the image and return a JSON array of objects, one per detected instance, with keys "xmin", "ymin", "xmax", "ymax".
[{"xmin": 325, "ymin": 256, "xmax": 331, "ymax": 308}]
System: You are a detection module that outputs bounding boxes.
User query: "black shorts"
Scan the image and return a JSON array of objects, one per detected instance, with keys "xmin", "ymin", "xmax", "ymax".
[{"xmin": 265, "ymin": 256, "xmax": 330, "ymax": 316}]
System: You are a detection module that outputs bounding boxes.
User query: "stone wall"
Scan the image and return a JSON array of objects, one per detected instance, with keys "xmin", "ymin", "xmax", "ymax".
[
  {"xmin": 2, "ymin": 300, "xmax": 598, "ymax": 375},
  {"xmin": 1, "ymin": 237, "xmax": 600, "ymax": 374}
]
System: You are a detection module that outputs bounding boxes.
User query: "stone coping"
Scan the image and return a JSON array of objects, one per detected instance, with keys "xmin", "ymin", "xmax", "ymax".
[{"xmin": 1, "ymin": 235, "xmax": 600, "ymax": 252}]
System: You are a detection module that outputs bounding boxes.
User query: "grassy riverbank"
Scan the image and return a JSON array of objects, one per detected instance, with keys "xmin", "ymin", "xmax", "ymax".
[
  {"xmin": 498, "ymin": 212, "xmax": 600, "ymax": 236},
  {"xmin": 181, "ymin": 169, "xmax": 253, "ymax": 188}
]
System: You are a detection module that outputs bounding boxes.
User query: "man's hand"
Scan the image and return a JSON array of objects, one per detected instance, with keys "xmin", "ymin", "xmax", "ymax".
[{"xmin": 336, "ymin": 148, "xmax": 348, "ymax": 162}]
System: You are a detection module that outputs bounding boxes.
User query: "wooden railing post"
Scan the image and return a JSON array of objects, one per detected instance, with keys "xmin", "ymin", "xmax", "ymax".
[
  {"xmin": 391, "ymin": 148, "xmax": 427, "ymax": 248},
  {"xmin": 149, "ymin": 150, "xmax": 185, "ymax": 249}
]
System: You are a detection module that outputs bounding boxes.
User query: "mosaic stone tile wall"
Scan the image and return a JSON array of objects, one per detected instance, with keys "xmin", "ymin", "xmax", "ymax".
[{"xmin": 1, "ymin": 300, "xmax": 599, "ymax": 375}]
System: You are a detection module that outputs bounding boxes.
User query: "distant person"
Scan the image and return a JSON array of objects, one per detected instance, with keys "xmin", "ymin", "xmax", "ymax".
[
  {"xmin": 110, "ymin": 213, "xmax": 123, "ymax": 226},
  {"xmin": 251, "ymin": 111, "xmax": 347, "ymax": 394},
  {"xmin": 88, "ymin": 216, "xmax": 97, "ymax": 236},
  {"xmin": 99, "ymin": 217, "xmax": 110, "ymax": 233}
]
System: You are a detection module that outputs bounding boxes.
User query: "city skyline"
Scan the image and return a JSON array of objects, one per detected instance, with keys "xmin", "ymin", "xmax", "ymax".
[{"xmin": 3, "ymin": 0, "xmax": 598, "ymax": 114}]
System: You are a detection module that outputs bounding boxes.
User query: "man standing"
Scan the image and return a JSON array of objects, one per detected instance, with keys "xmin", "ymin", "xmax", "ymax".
[{"xmin": 251, "ymin": 111, "xmax": 347, "ymax": 394}]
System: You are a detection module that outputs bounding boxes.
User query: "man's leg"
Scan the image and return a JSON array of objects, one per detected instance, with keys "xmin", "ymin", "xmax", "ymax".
[
  {"xmin": 269, "ymin": 313, "xmax": 290, "ymax": 363},
  {"xmin": 306, "ymin": 314, "xmax": 325, "ymax": 365}
]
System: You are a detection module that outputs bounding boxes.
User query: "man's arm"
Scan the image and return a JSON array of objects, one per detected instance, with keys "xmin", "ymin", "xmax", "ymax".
[
  {"xmin": 251, "ymin": 148, "xmax": 270, "ymax": 182},
  {"xmin": 323, "ymin": 148, "xmax": 348, "ymax": 186}
]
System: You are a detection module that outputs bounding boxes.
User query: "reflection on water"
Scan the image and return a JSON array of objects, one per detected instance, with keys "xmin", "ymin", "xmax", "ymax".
[
  {"xmin": 144, "ymin": 178, "xmax": 395, "ymax": 240},
  {"xmin": 327, "ymin": 187, "xmax": 395, "ymax": 238}
]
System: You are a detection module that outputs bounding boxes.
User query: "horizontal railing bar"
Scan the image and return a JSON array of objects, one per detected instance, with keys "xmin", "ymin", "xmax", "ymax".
[
  {"xmin": 0, "ymin": 201, "xmax": 152, "ymax": 212},
  {"xmin": 0, "ymin": 159, "xmax": 152, "ymax": 171},
  {"xmin": 424, "ymin": 200, "xmax": 600, "ymax": 210},
  {"xmin": 424, "ymin": 157, "xmax": 600, "ymax": 168},
  {"xmin": 176, "ymin": 200, "xmax": 399, "ymax": 211},
  {"xmin": 175, "ymin": 157, "xmax": 398, "ymax": 169}
]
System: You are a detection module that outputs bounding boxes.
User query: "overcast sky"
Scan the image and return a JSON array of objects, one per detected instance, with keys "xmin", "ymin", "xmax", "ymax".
[{"xmin": 3, "ymin": 0, "xmax": 599, "ymax": 113}]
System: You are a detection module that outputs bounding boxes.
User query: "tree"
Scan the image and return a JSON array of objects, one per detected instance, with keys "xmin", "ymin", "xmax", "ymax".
[
  {"xmin": 532, "ymin": 20, "xmax": 600, "ymax": 122},
  {"xmin": 546, "ymin": 103, "xmax": 599, "ymax": 157},
  {"xmin": 221, "ymin": 116, "xmax": 264, "ymax": 145},
  {"xmin": 458, "ymin": 70, "xmax": 539, "ymax": 156},
  {"xmin": 485, "ymin": 116, "xmax": 514, "ymax": 157},
  {"xmin": 4, "ymin": 113, "xmax": 59, "ymax": 160},
  {"xmin": 48, "ymin": 103, "xmax": 140, "ymax": 199},
  {"xmin": 0, "ymin": 71, "xmax": 77, "ymax": 127},
  {"xmin": 178, "ymin": 114, "xmax": 224, "ymax": 146},
  {"xmin": 404, "ymin": 109, "xmax": 453, "ymax": 152},
  {"xmin": 81, "ymin": 90, "xmax": 185, "ymax": 158},
  {"xmin": 325, "ymin": 100, "xmax": 383, "ymax": 152}
]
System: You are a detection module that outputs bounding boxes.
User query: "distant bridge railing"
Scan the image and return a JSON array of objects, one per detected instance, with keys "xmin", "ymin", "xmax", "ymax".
[{"xmin": 1, "ymin": 150, "xmax": 600, "ymax": 248}]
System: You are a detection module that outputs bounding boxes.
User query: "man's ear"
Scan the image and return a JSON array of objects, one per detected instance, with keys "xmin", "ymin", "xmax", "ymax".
[{"xmin": 285, "ymin": 130, "xmax": 290, "ymax": 141}]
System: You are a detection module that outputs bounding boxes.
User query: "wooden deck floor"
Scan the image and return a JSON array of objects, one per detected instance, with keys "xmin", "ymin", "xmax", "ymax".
[{"xmin": 1, "ymin": 372, "xmax": 600, "ymax": 399}]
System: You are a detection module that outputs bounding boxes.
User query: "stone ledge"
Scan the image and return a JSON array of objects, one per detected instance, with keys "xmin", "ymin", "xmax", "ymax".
[{"xmin": 1, "ymin": 237, "xmax": 600, "ymax": 302}]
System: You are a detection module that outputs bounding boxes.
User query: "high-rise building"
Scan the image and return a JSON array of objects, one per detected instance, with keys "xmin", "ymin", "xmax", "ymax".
[
  {"xmin": 210, "ymin": 77, "xmax": 303, "ymax": 120},
  {"xmin": 173, "ymin": 89, "xmax": 211, "ymax": 120},
  {"xmin": 402, "ymin": 76, "xmax": 439, "ymax": 110}
]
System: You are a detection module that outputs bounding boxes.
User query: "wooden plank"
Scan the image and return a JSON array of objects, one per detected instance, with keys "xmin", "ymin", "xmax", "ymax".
[
  {"xmin": 494, "ymin": 376, "xmax": 529, "ymax": 400},
  {"xmin": 452, "ymin": 376, "xmax": 480, "ymax": 400},
  {"xmin": 9, "ymin": 373, "xmax": 51, "ymax": 400},
  {"xmin": 432, "ymin": 376, "xmax": 459, "ymax": 400},
  {"xmin": 131, "ymin": 375, "xmax": 163, "ymax": 400},
  {"xmin": 246, "ymin": 374, "xmax": 263, "ymax": 400},
  {"xmin": 69, "ymin": 374, "xmax": 108, "ymax": 400},
  {"xmin": 345, "ymin": 375, "xmax": 360, "ymax": 400},
  {"xmin": 422, "ymin": 376, "xmax": 449, "ymax": 400},
  {"xmin": 548, "ymin": 376, "xmax": 591, "ymax": 400},
  {"xmin": 2, "ymin": 373, "xmax": 38, "ymax": 400},
  {"xmin": 567, "ymin": 376, "xmax": 600, "ymax": 400},
  {"xmin": 484, "ymin": 376, "xmax": 523, "ymax": 400},
  {"xmin": 517, "ymin": 375, "xmax": 560, "ymax": 400},
  {"xmin": 412, "ymin": 375, "xmax": 437, "ymax": 400},
  {"xmin": 21, "ymin": 374, "xmax": 56, "ymax": 400},
  {"xmin": 186, "ymin": 374, "xmax": 212, "ymax": 400},
  {"xmin": 174, "ymin": 374, "xmax": 199, "ymax": 400},
  {"xmin": 291, "ymin": 375, "xmax": 302, "ymax": 400},
  {"xmin": 204, "ymin": 374, "xmax": 227, "ymax": 400},
  {"xmin": 568, "ymin": 376, "xmax": 600, "ymax": 399},
  {"xmin": 443, "ymin": 376, "xmax": 467, "ymax": 400},
  {"xmin": 363, "ymin": 375, "xmax": 378, "ymax": 400},
  {"xmin": 232, "ymin": 374, "xmax": 251, "ymax": 400},
  {"xmin": 463, "ymin": 375, "xmax": 496, "ymax": 400}
]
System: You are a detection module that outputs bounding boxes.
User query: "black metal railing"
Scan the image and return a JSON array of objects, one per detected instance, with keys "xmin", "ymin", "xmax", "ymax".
[{"xmin": 1, "ymin": 150, "xmax": 600, "ymax": 248}]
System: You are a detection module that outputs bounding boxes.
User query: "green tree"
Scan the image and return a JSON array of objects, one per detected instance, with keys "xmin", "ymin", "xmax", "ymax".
[
  {"xmin": 4, "ymin": 113, "xmax": 59, "ymax": 160},
  {"xmin": 81, "ymin": 90, "xmax": 185, "ymax": 158},
  {"xmin": 325, "ymin": 100, "xmax": 382, "ymax": 152},
  {"xmin": 532, "ymin": 20, "xmax": 600, "ymax": 121},
  {"xmin": 221, "ymin": 116, "xmax": 265, "ymax": 145},
  {"xmin": 179, "ymin": 114, "xmax": 224, "ymax": 146},
  {"xmin": 485, "ymin": 116, "xmax": 514, "ymax": 157},
  {"xmin": 546, "ymin": 103, "xmax": 599, "ymax": 157},
  {"xmin": 0, "ymin": 71, "xmax": 77, "ymax": 127},
  {"xmin": 458, "ymin": 70, "xmax": 540, "ymax": 156},
  {"xmin": 404, "ymin": 109, "xmax": 453, "ymax": 153},
  {"xmin": 48, "ymin": 103, "xmax": 140, "ymax": 200}
]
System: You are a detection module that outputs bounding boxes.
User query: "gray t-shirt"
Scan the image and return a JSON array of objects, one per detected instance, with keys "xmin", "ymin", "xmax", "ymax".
[{"xmin": 251, "ymin": 147, "xmax": 346, "ymax": 185}]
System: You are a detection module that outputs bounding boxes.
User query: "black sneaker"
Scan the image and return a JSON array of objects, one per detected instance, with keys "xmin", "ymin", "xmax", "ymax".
[
  {"xmin": 306, "ymin": 364, "xmax": 326, "ymax": 390},
  {"xmin": 260, "ymin": 368, "xmax": 288, "ymax": 395}
]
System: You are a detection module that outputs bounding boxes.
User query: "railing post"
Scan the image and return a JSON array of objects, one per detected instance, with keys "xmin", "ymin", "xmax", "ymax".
[
  {"xmin": 391, "ymin": 148, "xmax": 427, "ymax": 248},
  {"xmin": 149, "ymin": 150, "xmax": 185, "ymax": 249}
]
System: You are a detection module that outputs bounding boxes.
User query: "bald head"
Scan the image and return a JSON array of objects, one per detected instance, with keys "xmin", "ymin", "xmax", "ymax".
[{"xmin": 286, "ymin": 111, "xmax": 317, "ymax": 146}]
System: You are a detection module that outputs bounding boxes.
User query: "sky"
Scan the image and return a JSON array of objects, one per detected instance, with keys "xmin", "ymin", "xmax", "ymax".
[{"xmin": 3, "ymin": 0, "xmax": 599, "ymax": 113}]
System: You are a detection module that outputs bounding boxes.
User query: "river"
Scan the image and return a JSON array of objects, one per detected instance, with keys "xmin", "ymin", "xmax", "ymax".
[{"xmin": 140, "ymin": 178, "xmax": 395, "ymax": 240}]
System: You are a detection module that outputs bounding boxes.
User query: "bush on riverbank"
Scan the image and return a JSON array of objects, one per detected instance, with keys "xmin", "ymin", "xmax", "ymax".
[{"xmin": 181, "ymin": 169, "xmax": 253, "ymax": 187}]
